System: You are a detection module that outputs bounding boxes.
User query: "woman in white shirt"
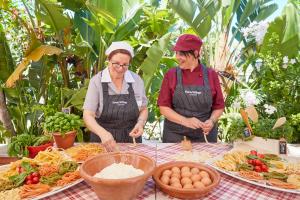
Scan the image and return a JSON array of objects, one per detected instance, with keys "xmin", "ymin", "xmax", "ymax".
[{"xmin": 83, "ymin": 41, "xmax": 148, "ymax": 152}]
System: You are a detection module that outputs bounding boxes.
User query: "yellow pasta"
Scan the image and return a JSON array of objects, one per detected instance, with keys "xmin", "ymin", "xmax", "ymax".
[
  {"xmin": 33, "ymin": 147, "xmax": 66, "ymax": 165},
  {"xmin": 0, "ymin": 188, "xmax": 20, "ymax": 200},
  {"xmin": 215, "ymin": 151, "xmax": 248, "ymax": 171}
]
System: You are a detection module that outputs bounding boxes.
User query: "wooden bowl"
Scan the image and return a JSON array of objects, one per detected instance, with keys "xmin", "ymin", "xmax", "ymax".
[
  {"xmin": 153, "ymin": 161, "xmax": 220, "ymax": 199},
  {"xmin": 80, "ymin": 152, "xmax": 156, "ymax": 200}
]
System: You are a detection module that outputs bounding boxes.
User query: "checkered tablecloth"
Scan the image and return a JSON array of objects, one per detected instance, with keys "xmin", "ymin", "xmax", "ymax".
[{"xmin": 46, "ymin": 143, "xmax": 300, "ymax": 200}]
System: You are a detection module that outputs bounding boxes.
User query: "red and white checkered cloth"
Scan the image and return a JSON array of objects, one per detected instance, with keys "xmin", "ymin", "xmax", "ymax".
[{"xmin": 45, "ymin": 143, "xmax": 300, "ymax": 200}]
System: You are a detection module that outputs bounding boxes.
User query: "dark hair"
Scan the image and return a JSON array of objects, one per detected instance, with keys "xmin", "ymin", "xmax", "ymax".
[
  {"xmin": 108, "ymin": 49, "xmax": 132, "ymax": 61},
  {"xmin": 178, "ymin": 50, "xmax": 199, "ymax": 59}
]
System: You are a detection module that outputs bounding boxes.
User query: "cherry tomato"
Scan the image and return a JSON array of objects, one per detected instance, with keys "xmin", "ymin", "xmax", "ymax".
[
  {"xmin": 254, "ymin": 166, "xmax": 262, "ymax": 172},
  {"xmin": 32, "ymin": 172, "xmax": 40, "ymax": 177},
  {"xmin": 257, "ymin": 154, "xmax": 265, "ymax": 159},
  {"xmin": 255, "ymin": 159, "xmax": 263, "ymax": 166},
  {"xmin": 247, "ymin": 159, "xmax": 253, "ymax": 165},
  {"xmin": 32, "ymin": 176, "xmax": 39, "ymax": 184},
  {"xmin": 261, "ymin": 165, "xmax": 268, "ymax": 172},
  {"xmin": 17, "ymin": 167, "xmax": 22, "ymax": 174},
  {"xmin": 25, "ymin": 174, "xmax": 33, "ymax": 181},
  {"xmin": 26, "ymin": 180, "xmax": 32, "ymax": 185},
  {"xmin": 250, "ymin": 150, "xmax": 257, "ymax": 156}
]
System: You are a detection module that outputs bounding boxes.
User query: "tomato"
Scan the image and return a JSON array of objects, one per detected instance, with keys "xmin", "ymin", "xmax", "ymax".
[
  {"xmin": 255, "ymin": 159, "xmax": 263, "ymax": 166},
  {"xmin": 32, "ymin": 172, "xmax": 40, "ymax": 178},
  {"xmin": 247, "ymin": 159, "xmax": 253, "ymax": 165},
  {"xmin": 250, "ymin": 150, "xmax": 257, "ymax": 156},
  {"xmin": 26, "ymin": 180, "xmax": 32, "ymax": 185},
  {"xmin": 25, "ymin": 174, "xmax": 33, "ymax": 181},
  {"xmin": 17, "ymin": 167, "xmax": 22, "ymax": 174},
  {"xmin": 257, "ymin": 154, "xmax": 265, "ymax": 159},
  {"xmin": 261, "ymin": 165, "xmax": 268, "ymax": 172},
  {"xmin": 254, "ymin": 166, "xmax": 262, "ymax": 172},
  {"xmin": 32, "ymin": 176, "xmax": 39, "ymax": 184}
]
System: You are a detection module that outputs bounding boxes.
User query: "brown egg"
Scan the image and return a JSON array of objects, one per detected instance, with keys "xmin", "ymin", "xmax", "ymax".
[
  {"xmin": 193, "ymin": 181, "xmax": 205, "ymax": 189},
  {"xmin": 171, "ymin": 166, "xmax": 181, "ymax": 174},
  {"xmin": 170, "ymin": 177, "xmax": 180, "ymax": 184},
  {"xmin": 181, "ymin": 177, "xmax": 192, "ymax": 185},
  {"xmin": 183, "ymin": 183, "xmax": 193, "ymax": 189},
  {"xmin": 181, "ymin": 166, "xmax": 190, "ymax": 172},
  {"xmin": 199, "ymin": 171, "xmax": 210, "ymax": 178},
  {"xmin": 160, "ymin": 175, "xmax": 170, "ymax": 185},
  {"xmin": 191, "ymin": 167, "xmax": 200, "ymax": 175},
  {"xmin": 181, "ymin": 171, "xmax": 192, "ymax": 178},
  {"xmin": 201, "ymin": 177, "xmax": 212, "ymax": 186},
  {"xmin": 162, "ymin": 169, "xmax": 172, "ymax": 177},
  {"xmin": 171, "ymin": 173, "xmax": 181, "ymax": 179},
  {"xmin": 191, "ymin": 174, "xmax": 202, "ymax": 183},
  {"xmin": 171, "ymin": 182, "xmax": 182, "ymax": 188}
]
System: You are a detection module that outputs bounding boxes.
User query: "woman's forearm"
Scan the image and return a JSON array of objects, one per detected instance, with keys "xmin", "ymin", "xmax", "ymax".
[
  {"xmin": 209, "ymin": 108, "xmax": 224, "ymax": 123},
  {"xmin": 83, "ymin": 110, "xmax": 111, "ymax": 140},
  {"xmin": 137, "ymin": 106, "xmax": 148, "ymax": 126},
  {"xmin": 159, "ymin": 106, "xmax": 186, "ymax": 125}
]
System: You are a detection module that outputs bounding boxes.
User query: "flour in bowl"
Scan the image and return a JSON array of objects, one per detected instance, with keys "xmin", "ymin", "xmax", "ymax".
[{"xmin": 94, "ymin": 162, "xmax": 144, "ymax": 179}]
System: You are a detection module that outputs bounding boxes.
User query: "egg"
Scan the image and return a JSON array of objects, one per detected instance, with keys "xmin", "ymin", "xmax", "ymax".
[
  {"xmin": 199, "ymin": 171, "xmax": 210, "ymax": 178},
  {"xmin": 170, "ymin": 177, "xmax": 180, "ymax": 184},
  {"xmin": 171, "ymin": 166, "xmax": 181, "ymax": 174},
  {"xmin": 181, "ymin": 171, "xmax": 192, "ymax": 178},
  {"xmin": 171, "ymin": 173, "xmax": 181, "ymax": 179},
  {"xmin": 181, "ymin": 166, "xmax": 190, "ymax": 172},
  {"xmin": 160, "ymin": 175, "xmax": 170, "ymax": 185},
  {"xmin": 191, "ymin": 167, "xmax": 200, "ymax": 175},
  {"xmin": 193, "ymin": 181, "xmax": 205, "ymax": 189},
  {"xmin": 201, "ymin": 177, "xmax": 212, "ymax": 186},
  {"xmin": 181, "ymin": 177, "xmax": 192, "ymax": 185},
  {"xmin": 191, "ymin": 174, "xmax": 202, "ymax": 182},
  {"xmin": 183, "ymin": 183, "xmax": 193, "ymax": 189},
  {"xmin": 162, "ymin": 169, "xmax": 172, "ymax": 177},
  {"xmin": 171, "ymin": 182, "xmax": 182, "ymax": 188}
]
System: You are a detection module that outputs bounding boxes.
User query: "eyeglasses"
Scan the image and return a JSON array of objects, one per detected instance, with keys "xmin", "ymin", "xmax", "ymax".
[{"xmin": 111, "ymin": 62, "xmax": 130, "ymax": 68}]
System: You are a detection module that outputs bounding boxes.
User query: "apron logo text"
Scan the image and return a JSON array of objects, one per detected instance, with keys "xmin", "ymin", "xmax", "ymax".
[{"xmin": 112, "ymin": 101, "xmax": 128, "ymax": 106}]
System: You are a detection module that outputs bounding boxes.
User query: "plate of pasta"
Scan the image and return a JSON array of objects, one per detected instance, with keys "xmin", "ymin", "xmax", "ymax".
[
  {"xmin": 0, "ymin": 147, "xmax": 82, "ymax": 200},
  {"xmin": 65, "ymin": 143, "xmax": 106, "ymax": 163},
  {"xmin": 206, "ymin": 149, "xmax": 300, "ymax": 194}
]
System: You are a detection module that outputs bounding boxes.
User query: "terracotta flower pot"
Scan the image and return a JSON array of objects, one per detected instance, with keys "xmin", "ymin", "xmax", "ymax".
[
  {"xmin": 27, "ymin": 142, "xmax": 53, "ymax": 158},
  {"xmin": 52, "ymin": 130, "xmax": 77, "ymax": 149}
]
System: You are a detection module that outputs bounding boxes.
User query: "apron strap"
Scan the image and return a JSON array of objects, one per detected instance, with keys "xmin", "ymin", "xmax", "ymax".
[
  {"xmin": 176, "ymin": 67, "xmax": 183, "ymax": 86},
  {"xmin": 201, "ymin": 64, "xmax": 210, "ymax": 89}
]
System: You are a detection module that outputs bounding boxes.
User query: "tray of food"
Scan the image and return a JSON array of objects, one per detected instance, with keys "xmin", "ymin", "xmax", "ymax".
[
  {"xmin": 0, "ymin": 147, "xmax": 82, "ymax": 200},
  {"xmin": 206, "ymin": 149, "xmax": 300, "ymax": 194}
]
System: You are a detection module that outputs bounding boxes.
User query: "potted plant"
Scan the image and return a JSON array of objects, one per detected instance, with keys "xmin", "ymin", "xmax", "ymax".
[
  {"xmin": 8, "ymin": 134, "xmax": 53, "ymax": 158},
  {"xmin": 43, "ymin": 112, "xmax": 83, "ymax": 149}
]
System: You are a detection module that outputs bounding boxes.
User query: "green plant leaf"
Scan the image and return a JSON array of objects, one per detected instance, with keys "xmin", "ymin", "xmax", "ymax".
[
  {"xmin": 140, "ymin": 33, "xmax": 171, "ymax": 92},
  {"xmin": 35, "ymin": 0, "xmax": 70, "ymax": 34}
]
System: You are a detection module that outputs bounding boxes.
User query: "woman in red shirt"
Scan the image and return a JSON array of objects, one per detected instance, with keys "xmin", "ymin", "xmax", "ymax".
[{"xmin": 157, "ymin": 34, "xmax": 225, "ymax": 143}]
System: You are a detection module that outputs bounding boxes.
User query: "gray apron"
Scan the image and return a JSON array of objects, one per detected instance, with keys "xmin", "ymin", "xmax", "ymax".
[
  {"xmin": 163, "ymin": 65, "xmax": 218, "ymax": 143},
  {"xmin": 90, "ymin": 74, "xmax": 141, "ymax": 143}
]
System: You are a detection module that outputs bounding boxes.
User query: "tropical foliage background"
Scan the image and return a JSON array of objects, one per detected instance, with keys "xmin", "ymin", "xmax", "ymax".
[{"xmin": 0, "ymin": 0, "xmax": 299, "ymax": 144}]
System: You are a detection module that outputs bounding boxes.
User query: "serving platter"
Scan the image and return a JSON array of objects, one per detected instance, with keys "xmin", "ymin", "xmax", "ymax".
[
  {"xmin": 0, "ymin": 164, "xmax": 83, "ymax": 200},
  {"xmin": 206, "ymin": 153, "xmax": 300, "ymax": 194}
]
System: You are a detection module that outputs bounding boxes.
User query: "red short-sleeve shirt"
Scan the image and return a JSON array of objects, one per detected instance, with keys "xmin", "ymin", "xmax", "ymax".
[{"xmin": 157, "ymin": 64, "xmax": 225, "ymax": 110}]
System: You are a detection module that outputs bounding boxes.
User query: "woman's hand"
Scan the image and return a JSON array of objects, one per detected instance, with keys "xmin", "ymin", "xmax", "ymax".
[
  {"xmin": 101, "ymin": 132, "xmax": 118, "ymax": 152},
  {"xmin": 202, "ymin": 119, "xmax": 214, "ymax": 134},
  {"xmin": 129, "ymin": 122, "xmax": 144, "ymax": 138},
  {"xmin": 182, "ymin": 117, "xmax": 204, "ymax": 129}
]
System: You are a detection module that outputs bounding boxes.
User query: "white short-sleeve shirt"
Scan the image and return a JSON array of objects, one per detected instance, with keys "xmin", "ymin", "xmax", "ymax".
[{"xmin": 83, "ymin": 67, "xmax": 148, "ymax": 118}]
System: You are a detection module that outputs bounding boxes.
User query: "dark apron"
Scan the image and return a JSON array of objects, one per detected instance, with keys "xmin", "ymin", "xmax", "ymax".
[
  {"xmin": 163, "ymin": 65, "xmax": 218, "ymax": 143},
  {"xmin": 90, "ymin": 75, "xmax": 141, "ymax": 143}
]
